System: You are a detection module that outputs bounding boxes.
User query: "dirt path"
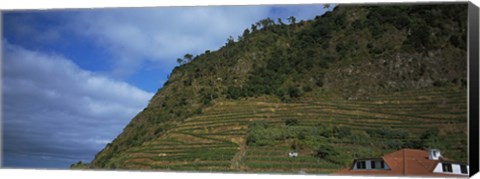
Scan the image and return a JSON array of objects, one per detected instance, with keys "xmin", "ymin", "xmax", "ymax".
[{"xmin": 230, "ymin": 141, "xmax": 247, "ymax": 171}]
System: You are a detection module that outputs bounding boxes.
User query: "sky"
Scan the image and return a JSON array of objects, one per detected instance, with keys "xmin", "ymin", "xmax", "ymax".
[{"xmin": 1, "ymin": 4, "xmax": 333, "ymax": 169}]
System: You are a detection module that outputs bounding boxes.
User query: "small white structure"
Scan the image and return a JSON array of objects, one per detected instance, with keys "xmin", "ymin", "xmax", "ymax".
[
  {"xmin": 430, "ymin": 149, "xmax": 468, "ymax": 175},
  {"xmin": 428, "ymin": 148, "xmax": 442, "ymax": 160},
  {"xmin": 433, "ymin": 162, "xmax": 469, "ymax": 175},
  {"xmin": 288, "ymin": 151, "xmax": 298, "ymax": 158}
]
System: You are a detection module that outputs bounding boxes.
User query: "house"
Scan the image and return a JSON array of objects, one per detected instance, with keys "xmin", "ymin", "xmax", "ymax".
[
  {"xmin": 288, "ymin": 151, "xmax": 298, "ymax": 158},
  {"xmin": 334, "ymin": 148, "xmax": 469, "ymax": 177}
]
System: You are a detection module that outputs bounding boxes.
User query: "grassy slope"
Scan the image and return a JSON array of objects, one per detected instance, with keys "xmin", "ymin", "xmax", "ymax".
[{"xmin": 110, "ymin": 85, "xmax": 466, "ymax": 173}]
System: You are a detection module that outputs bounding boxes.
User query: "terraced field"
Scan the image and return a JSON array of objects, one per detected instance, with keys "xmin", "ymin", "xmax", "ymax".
[{"xmin": 120, "ymin": 86, "xmax": 467, "ymax": 173}]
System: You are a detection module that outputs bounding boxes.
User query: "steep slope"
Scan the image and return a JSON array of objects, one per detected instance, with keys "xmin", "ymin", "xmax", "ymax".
[{"xmin": 89, "ymin": 4, "xmax": 468, "ymax": 172}]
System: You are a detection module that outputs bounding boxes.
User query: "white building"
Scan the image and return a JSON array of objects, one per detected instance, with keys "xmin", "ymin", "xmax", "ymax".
[{"xmin": 336, "ymin": 148, "xmax": 469, "ymax": 177}]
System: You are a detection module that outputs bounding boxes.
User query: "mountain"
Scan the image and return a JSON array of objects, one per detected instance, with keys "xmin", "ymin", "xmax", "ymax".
[{"xmin": 85, "ymin": 4, "xmax": 468, "ymax": 173}]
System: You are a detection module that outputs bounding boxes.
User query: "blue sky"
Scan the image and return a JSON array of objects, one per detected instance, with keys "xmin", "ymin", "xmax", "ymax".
[{"xmin": 2, "ymin": 4, "xmax": 333, "ymax": 169}]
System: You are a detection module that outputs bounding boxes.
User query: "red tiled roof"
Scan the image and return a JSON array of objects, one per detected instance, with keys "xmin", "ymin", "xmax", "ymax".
[{"xmin": 333, "ymin": 149, "xmax": 467, "ymax": 177}]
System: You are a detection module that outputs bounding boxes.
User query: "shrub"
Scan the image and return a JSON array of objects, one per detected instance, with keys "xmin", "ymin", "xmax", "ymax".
[
  {"xmin": 154, "ymin": 127, "xmax": 164, "ymax": 135},
  {"xmin": 246, "ymin": 135, "xmax": 257, "ymax": 145},
  {"xmin": 313, "ymin": 143, "xmax": 339, "ymax": 159},
  {"xmin": 333, "ymin": 126, "xmax": 351, "ymax": 139},
  {"xmin": 302, "ymin": 85, "xmax": 313, "ymax": 92},
  {"xmin": 226, "ymin": 86, "xmax": 243, "ymax": 99},
  {"xmin": 433, "ymin": 80, "xmax": 447, "ymax": 87},
  {"xmin": 285, "ymin": 118, "xmax": 299, "ymax": 126},
  {"xmin": 351, "ymin": 19, "xmax": 363, "ymax": 30},
  {"xmin": 288, "ymin": 86, "xmax": 302, "ymax": 98},
  {"xmin": 405, "ymin": 22, "xmax": 432, "ymax": 51},
  {"xmin": 348, "ymin": 130, "xmax": 371, "ymax": 145},
  {"xmin": 249, "ymin": 120, "xmax": 269, "ymax": 130},
  {"xmin": 384, "ymin": 140, "xmax": 404, "ymax": 150},
  {"xmin": 420, "ymin": 128, "xmax": 440, "ymax": 148},
  {"xmin": 297, "ymin": 131, "xmax": 306, "ymax": 140},
  {"xmin": 183, "ymin": 78, "xmax": 193, "ymax": 86}
]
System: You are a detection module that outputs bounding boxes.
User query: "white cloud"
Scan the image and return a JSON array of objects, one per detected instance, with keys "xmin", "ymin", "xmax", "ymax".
[
  {"xmin": 4, "ymin": 5, "xmax": 331, "ymax": 80},
  {"xmin": 65, "ymin": 6, "xmax": 272, "ymax": 77},
  {"xmin": 2, "ymin": 41, "xmax": 154, "ymax": 167}
]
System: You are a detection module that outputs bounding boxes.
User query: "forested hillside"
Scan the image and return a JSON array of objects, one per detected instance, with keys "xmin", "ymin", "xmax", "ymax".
[{"xmin": 86, "ymin": 4, "xmax": 468, "ymax": 173}]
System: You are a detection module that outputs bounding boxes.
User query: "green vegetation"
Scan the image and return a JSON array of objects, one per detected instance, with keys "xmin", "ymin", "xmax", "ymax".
[
  {"xmin": 87, "ymin": 86, "xmax": 467, "ymax": 172},
  {"xmin": 88, "ymin": 4, "xmax": 468, "ymax": 174},
  {"xmin": 70, "ymin": 161, "xmax": 90, "ymax": 169}
]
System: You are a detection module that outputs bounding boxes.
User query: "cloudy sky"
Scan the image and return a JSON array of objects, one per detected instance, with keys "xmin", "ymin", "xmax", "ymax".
[{"xmin": 2, "ymin": 4, "xmax": 333, "ymax": 169}]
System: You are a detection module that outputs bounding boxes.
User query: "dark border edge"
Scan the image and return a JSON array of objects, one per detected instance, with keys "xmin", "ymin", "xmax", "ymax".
[{"xmin": 468, "ymin": 1, "xmax": 479, "ymax": 177}]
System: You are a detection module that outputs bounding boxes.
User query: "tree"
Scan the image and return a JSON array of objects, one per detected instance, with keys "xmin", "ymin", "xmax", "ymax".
[
  {"xmin": 255, "ymin": 21, "xmax": 262, "ymax": 29},
  {"xmin": 70, "ymin": 160, "xmax": 89, "ymax": 169},
  {"xmin": 251, "ymin": 24, "xmax": 257, "ymax": 32},
  {"xmin": 226, "ymin": 36, "xmax": 235, "ymax": 45},
  {"xmin": 184, "ymin": 53, "xmax": 193, "ymax": 62},
  {"xmin": 242, "ymin": 28, "xmax": 250, "ymax": 38},
  {"xmin": 176, "ymin": 58, "xmax": 184, "ymax": 65},
  {"xmin": 288, "ymin": 16, "xmax": 296, "ymax": 24},
  {"xmin": 264, "ymin": 18, "xmax": 275, "ymax": 26},
  {"xmin": 257, "ymin": 18, "xmax": 275, "ymax": 30},
  {"xmin": 277, "ymin": 18, "xmax": 284, "ymax": 25}
]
